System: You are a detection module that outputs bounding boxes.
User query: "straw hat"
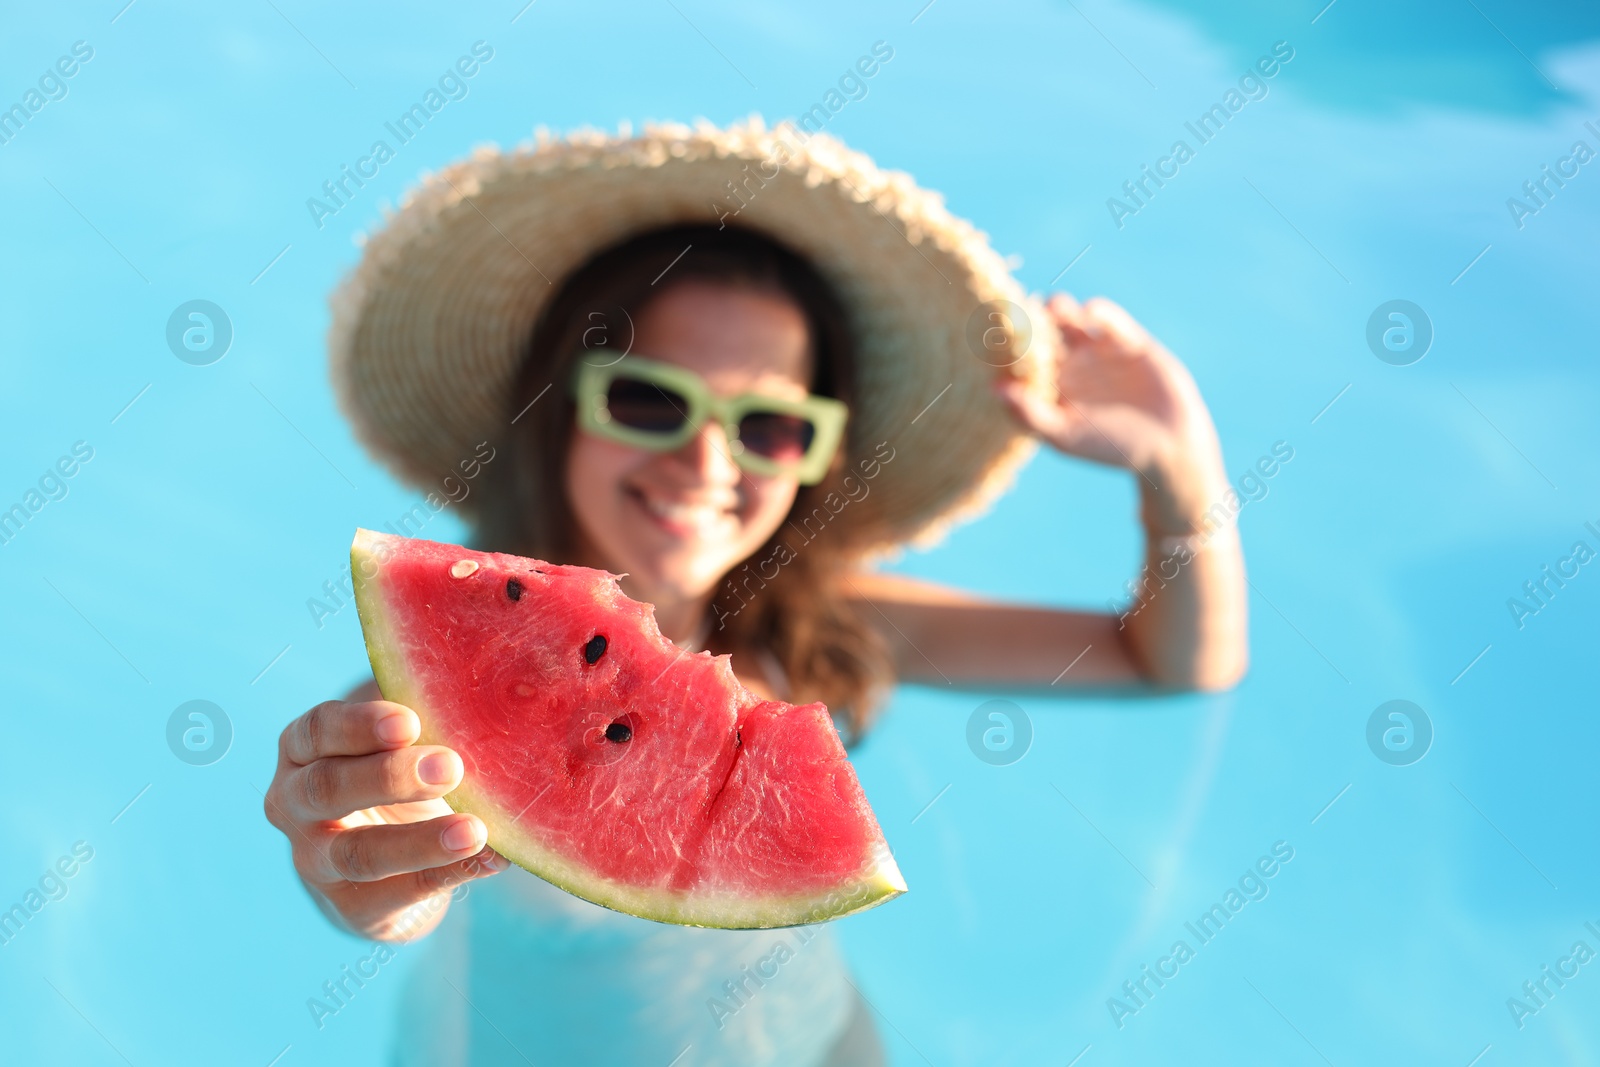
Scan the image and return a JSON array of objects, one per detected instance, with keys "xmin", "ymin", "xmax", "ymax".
[{"xmin": 329, "ymin": 116, "xmax": 1057, "ymax": 556}]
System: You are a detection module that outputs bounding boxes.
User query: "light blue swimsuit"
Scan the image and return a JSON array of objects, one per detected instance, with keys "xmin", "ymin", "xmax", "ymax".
[
  {"xmin": 390, "ymin": 648, "xmax": 877, "ymax": 1065},
  {"xmin": 391, "ymin": 869, "xmax": 857, "ymax": 1066}
]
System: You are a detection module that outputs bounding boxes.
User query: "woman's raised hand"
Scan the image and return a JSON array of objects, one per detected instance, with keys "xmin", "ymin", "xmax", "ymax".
[
  {"xmin": 263, "ymin": 695, "xmax": 507, "ymax": 942},
  {"xmin": 995, "ymin": 293, "xmax": 1229, "ymax": 530}
]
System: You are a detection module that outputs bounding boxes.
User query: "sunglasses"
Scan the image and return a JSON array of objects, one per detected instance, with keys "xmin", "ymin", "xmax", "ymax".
[{"xmin": 571, "ymin": 354, "xmax": 848, "ymax": 485}]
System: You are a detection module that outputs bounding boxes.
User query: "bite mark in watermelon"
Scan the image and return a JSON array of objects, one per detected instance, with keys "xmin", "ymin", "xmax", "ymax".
[{"xmin": 349, "ymin": 529, "xmax": 906, "ymax": 929}]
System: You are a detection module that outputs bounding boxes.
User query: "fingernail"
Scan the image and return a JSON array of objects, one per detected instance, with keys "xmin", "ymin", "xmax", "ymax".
[
  {"xmin": 418, "ymin": 751, "xmax": 461, "ymax": 786},
  {"xmin": 441, "ymin": 817, "xmax": 484, "ymax": 853},
  {"xmin": 376, "ymin": 711, "xmax": 416, "ymax": 744}
]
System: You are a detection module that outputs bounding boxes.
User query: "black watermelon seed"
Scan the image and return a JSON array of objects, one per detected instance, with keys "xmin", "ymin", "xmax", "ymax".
[
  {"xmin": 506, "ymin": 578, "xmax": 524, "ymax": 601},
  {"xmin": 604, "ymin": 721, "xmax": 632, "ymax": 743},
  {"xmin": 584, "ymin": 634, "xmax": 607, "ymax": 664}
]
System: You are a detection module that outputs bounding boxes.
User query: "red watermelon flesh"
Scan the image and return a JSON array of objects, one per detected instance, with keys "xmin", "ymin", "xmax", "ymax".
[{"xmin": 350, "ymin": 529, "xmax": 905, "ymax": 928}]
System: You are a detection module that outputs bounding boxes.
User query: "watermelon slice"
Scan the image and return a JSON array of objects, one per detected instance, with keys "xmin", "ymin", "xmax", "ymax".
[{"xmin": 349, "ymin": 529, "xmax": 906, "ymax": 929}]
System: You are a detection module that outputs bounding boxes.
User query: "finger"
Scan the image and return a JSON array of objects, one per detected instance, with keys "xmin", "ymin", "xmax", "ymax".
[
  {"xmin": 332, "ymin": 850, "xmax": 511, "ymax": 939},
  {"xmin": 282, "ymin": 746, "xmax": 463, "ymax": 822},
  {"xmin": 1048, "ymin": 293, "xmax": 1088, "ymax": 334},
  {"xmin": 308, "ymin": 813, "xmax": 492, "ymax": 883},
  {"xmin": 995, "ymin": 378, "xmax": 1142, "ymax": 469},
  {"xmin": 1049, "ymin": 298, "xmax": 1103, "ymax": 356},
  {"xmin": 993, "ymin": 378, "xmax": 1074, "ymax": 440},
  {"xmin": 405, "ymin": 846, "xmax": 508, "ymax": 893},
  {"xmin": 281, "ymin": 700, "xmax": 420, "ymax": 766},
  {"xmin": 1047, "ymin": 292, "xmax": 1081, "ymax": 315},
  {"xmin": 1082, "ymin": 297, "xmax": 1153, "ymax": 351}
]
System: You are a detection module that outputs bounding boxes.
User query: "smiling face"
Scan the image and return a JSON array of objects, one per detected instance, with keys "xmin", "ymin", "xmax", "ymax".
[{"xmin": 564, "ymin": 280, "xmax": 814, "ymax": 609}]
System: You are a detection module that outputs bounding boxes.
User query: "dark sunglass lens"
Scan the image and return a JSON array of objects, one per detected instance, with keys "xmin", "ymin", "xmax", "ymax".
[
  {"xmin": 738, "ymin": 412, "xmax": 815, "ymax": 462},
  {"xmin": 606, "ymin": 378, "xmax": 689, "ymax": 434}
]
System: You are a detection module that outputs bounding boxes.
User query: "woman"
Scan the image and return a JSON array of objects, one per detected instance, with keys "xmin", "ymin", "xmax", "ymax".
[{"xmin": 264, "ymin": 119, "xmax": 1247, "ymax": 1065}]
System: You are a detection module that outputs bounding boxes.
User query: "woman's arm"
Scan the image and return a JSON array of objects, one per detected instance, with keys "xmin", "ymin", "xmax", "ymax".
[
  {"xmin": 845, "ymin": 294, "xmax": 1248, "ymax": 692},
  {"xmin": 842, "ymin": 570, "xmax": 1141, "ymax": 687}
]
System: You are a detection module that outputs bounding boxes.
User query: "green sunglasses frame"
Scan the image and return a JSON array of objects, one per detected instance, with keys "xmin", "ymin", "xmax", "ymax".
[{"xmin": 571, "ymin": 354, "xmax": 849, "ymax": 485}]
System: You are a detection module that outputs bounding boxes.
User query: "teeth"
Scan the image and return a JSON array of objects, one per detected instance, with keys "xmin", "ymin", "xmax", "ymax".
[{"xmin": 638, "ymin": 494, "xmax": 735, "ymax": 529}]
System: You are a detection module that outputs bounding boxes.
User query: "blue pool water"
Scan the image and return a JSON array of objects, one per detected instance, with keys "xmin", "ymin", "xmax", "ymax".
[{"xmin": 2, "ymin": 1, "xmax": 1597, "ymax": 1064}]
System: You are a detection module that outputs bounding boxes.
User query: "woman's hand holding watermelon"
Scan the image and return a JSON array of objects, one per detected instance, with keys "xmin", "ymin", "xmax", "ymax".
[{"xmin": 263, "ymin": 686, "xmax": 508, "ymax": 942}]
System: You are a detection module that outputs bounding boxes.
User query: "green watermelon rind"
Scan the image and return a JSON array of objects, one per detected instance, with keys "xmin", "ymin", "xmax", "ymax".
[
  {"xmin": 349, "ymin": 529, "xmax": 907, "ymax": 930},
  {"xmin": 444, "ymin": 779, "xmax": 905, "ymax": 929}
]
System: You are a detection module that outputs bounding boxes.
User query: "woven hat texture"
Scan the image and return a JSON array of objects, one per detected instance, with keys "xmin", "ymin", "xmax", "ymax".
[{"xmin": 329, "ymin": 116, "xmax": 1056, "ymax": 555}]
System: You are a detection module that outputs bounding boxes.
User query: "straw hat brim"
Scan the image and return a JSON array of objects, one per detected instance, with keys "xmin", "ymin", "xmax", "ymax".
[{"xmin": 329, "ymin": 117, "xmax": 1057, "ymax": 557}]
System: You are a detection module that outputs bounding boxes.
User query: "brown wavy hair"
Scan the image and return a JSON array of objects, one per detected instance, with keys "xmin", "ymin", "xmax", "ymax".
[{"xmin": 472, "ymin": 224, "xmax": 893, "ymax": 742}]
